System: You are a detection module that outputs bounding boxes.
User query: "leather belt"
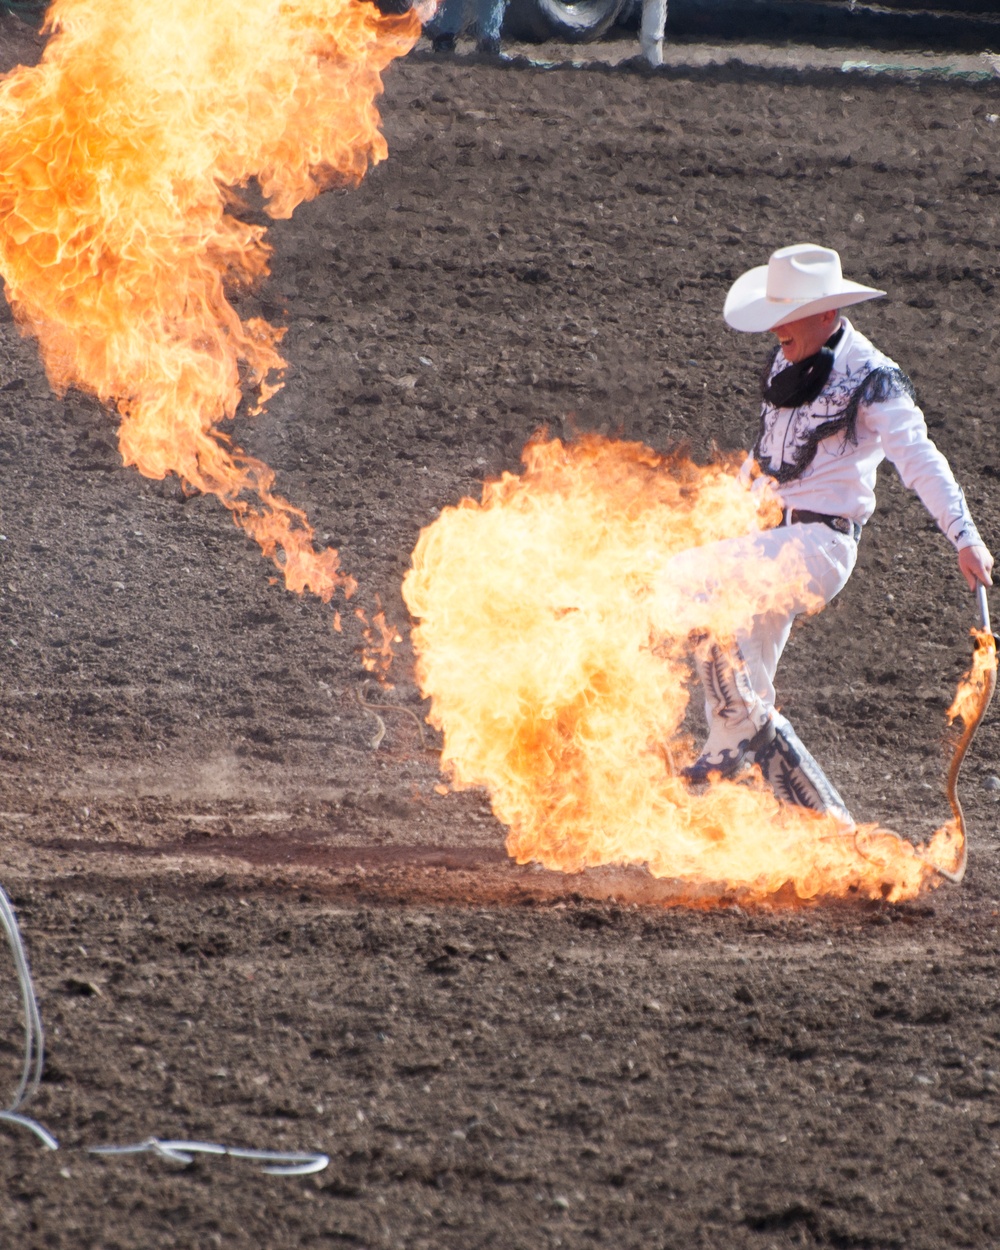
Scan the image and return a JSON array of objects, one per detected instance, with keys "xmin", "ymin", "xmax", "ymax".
[{"xmin": 780, "ymin": 508, "xmax": 862, "ymax": 542}]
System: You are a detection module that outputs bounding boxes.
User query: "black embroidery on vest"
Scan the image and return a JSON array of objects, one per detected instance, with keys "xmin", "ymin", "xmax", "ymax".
[{"xmin": 753, "ymin": 365, "xmax": 915, "ymax": 486}]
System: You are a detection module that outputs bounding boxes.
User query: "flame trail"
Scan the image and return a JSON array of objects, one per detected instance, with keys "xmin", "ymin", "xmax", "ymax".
[
  {"xmin": 403, "ymin": 434, "xmax": 967, "ymax": 905},
  {"xmin": 931, "ymin": 626, "xmax": 999, "ymax": 883},
  {"xmin": 0, "ymin": 0, "xmax": 419, "ymax": 638}
]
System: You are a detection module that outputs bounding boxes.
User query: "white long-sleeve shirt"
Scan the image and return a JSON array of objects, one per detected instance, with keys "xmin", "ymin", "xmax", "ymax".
[{"xmin": 744, "ymin": 317, "xmax": 982, "ymax": 551}]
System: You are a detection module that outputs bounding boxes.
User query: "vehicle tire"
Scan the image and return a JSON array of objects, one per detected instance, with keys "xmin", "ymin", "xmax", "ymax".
[{"xmin": 503, "ymin": 0, "xmax": 629, "ymax": 42}]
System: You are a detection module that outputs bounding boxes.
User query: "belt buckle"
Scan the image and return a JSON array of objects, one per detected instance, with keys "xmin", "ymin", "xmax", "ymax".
[{"xmin": 829, "ymin": 516, "xmax": 849, "ymax": 535}]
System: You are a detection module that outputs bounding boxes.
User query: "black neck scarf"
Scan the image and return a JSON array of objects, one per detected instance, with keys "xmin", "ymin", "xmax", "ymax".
[{"xmin": 762, "ymin": 324, "xmax": 845, "ymax": 409}]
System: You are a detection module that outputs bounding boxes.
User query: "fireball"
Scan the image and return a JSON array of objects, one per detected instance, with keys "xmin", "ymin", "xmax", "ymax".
[{"xmin": 403, "ymin": 434, "xmax": 971, "ymax": 904}]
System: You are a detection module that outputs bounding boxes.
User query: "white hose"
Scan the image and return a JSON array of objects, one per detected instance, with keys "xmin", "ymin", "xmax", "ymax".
[
  {"xmin": 0, "ymin": 881, "xmax": 327, "ymax": 1175},
  {"xmin": 89, "ymin": 1138, "xmax": 329, "ymax": 1176},
  {"xmin": 0, "ymin": 883, "xmax": 56, "ymax": 1149},
  {"xmin": 0, "ymin": 885, "xmax": 44, "ymax": 1110}
]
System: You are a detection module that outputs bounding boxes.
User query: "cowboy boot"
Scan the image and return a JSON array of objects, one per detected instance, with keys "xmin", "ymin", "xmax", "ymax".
[{"xmin": 754, "ymin": 713, "xmax": 854, "ymax": 826}]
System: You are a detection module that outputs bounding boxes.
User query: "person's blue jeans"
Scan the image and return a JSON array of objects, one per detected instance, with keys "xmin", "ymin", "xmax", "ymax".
[{"xmin": 436, "ymin": 0, "xmax": 507, "ymax": 42}]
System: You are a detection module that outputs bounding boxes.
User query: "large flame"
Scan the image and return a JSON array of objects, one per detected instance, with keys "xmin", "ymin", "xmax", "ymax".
[
  {"xmin": 0, "ymin": 0, "xmax": 419, "ymax": 612},
  {"xmin": 403, "ymin": 434, "xmax": 964, "ymax": 905}
]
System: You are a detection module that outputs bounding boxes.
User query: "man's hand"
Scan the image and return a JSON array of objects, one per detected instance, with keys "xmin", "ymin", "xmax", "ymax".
[{"xmin": 958, "ymin": 544, "xmax": 994, "ymax": 592}]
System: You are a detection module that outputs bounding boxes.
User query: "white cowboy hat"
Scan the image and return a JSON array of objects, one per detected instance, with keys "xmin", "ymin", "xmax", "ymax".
[{"xmin": 723, "ymin": 244, "xmax": 885, "ymax": 333}]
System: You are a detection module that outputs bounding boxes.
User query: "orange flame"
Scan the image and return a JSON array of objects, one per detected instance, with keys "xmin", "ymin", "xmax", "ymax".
[
  {"xmin": 403, "ymin": 434, "xmax": 961, "ymax": 905},
  {"xmin": 357, "ymin": 597, "xmax": 402, "ymax": 683},
  {"xmin": 947, "ymin": 628, "xmax": 997, "ymax": 729},
  {"xmin": 0, "ymin": 0, "xmax": 418, "ymax": 623},
  {"xmin": 930, "ymin": 625, "xmax": 999, "ymax": 879}
]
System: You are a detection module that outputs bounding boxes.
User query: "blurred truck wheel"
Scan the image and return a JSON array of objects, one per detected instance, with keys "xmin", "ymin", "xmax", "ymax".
[{"xmin": 503, "ymin": 0, "xmax": 628, "ymax": 41}]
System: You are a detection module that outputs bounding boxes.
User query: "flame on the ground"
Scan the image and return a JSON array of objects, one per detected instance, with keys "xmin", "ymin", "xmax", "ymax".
[
  {"xmin": 0, "ymin": 0, "xmax": 418, "ymax": 669},
  {"xmin": 403, "ymin": 434, "xmax": 965, "ymax": 904}
]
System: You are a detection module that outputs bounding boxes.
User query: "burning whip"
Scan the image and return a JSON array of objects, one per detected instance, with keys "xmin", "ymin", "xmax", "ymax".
[{"xmin": 935, "ymin": 585, "xmax": 997, "ymax": 884}]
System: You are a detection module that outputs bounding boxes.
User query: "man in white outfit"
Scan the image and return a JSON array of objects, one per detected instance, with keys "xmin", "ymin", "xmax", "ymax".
[{"xmin": 682, "ymin": 244, "xmax": 994, "ymax": 822}]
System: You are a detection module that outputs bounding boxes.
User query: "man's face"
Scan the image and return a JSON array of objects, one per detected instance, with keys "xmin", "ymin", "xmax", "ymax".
[{"xmin": 771, "ymin": 310, "xmax": 840, "ymax": 364}]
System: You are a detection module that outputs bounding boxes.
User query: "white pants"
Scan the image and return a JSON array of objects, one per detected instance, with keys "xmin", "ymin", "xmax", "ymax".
[
  {"xmin": 669, "ymin": 522, "xmax": 858, "ymax": 752},
  {"xmin": 640, "ymin": 0, "xmax": 666, "ymax": 63}
]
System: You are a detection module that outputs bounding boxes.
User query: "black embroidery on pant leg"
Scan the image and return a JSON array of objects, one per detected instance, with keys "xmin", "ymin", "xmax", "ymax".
[
  {"xmin": 704, "ymin": 643, "xmax": 738, "ymax": 722},
  {"xmin": 755, "ymin": 722, "xmax": 852, "ymax": 822},
  {"xmin": 682, "ymin": 743, "xmax": 753, "ymax": 784},
  {"xmin": 758, "ymin": 732, "xmax": 823, "ymax": 809},
  {"xmin": 702, "ymin": 641, "xmax": 758, "ymax": 724},
  {"xmin": 753, "ymin": 366, "xmax": 915, "ymax": 487}
]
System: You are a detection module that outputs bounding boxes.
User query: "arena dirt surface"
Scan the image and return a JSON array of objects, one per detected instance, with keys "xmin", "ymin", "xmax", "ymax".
[{"xmin": 3, "ymin": 10, "xmax": 1000, "ymax": 1248}]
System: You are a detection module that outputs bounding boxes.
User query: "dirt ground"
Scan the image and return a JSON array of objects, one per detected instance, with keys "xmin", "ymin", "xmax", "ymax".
[{"xmin": 3, "ymin": 10, "xmax": 1000, "ymax": 1249}]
